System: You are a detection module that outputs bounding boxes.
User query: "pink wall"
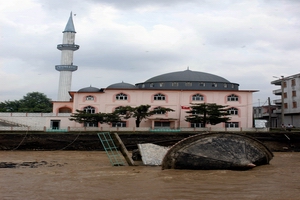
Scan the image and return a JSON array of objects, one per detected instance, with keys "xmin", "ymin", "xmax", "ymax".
[{"xmin": 53, "ymin": 89, "xmax": 254, "ymax": 128}]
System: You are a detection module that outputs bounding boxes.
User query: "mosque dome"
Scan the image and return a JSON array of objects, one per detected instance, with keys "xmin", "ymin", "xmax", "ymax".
[
  {"xmin": 145, "ymin": 69, "xmax": 230, "ymax": 83},
  {"xmin": 78, "ymin": 86, "xmax": 101, "ymax": 92},
  {"xmin": 135, "ymin": 69, "xmax": 239, "ymax": 91},
  {"xmin": 107, "ymin": 82, "xmax": 136, "ymax": 89}
]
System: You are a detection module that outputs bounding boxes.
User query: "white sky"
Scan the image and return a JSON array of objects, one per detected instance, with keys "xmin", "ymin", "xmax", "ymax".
[{"xmin": 1, "ymin": 0, "xmax": 300, "ymax": 107}]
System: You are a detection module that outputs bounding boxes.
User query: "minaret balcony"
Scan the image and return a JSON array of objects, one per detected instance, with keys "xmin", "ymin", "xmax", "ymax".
[
  {"xmin": 55, "ymin": 65, "xmax": 78, "ymax": 72},
  {"xmin": 57, "ymin": 44, "xmax": 80, "ymax": 51}
]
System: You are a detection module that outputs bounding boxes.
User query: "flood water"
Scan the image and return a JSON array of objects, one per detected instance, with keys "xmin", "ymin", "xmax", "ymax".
[{"xmin": 0, "ymin": 151, "xmax": 299, "ymax": 200}]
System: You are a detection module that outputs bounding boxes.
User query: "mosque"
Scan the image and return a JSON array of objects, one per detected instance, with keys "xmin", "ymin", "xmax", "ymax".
[{"xmin": 51, "ymin": 13, "xmax": 256, "ymax": 130}]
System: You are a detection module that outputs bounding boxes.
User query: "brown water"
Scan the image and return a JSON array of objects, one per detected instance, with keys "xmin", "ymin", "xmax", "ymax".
[{"xmin": 0, "ymin": 151, "xmax": 299, "ymax": 200}]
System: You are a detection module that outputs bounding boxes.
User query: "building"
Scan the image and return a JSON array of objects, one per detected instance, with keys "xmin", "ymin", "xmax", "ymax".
[
  {"xmin": 253, "ymin": 105, "xmax": 278, "ymax": 128},
  {"xmin": 52, "ymin": 68, "xmax": 256, "ymax": 129},
  {"xmin": 271, "ymin": 74, "xmax": 300, "ymax": 127},
  {"xmin": 0, "ymin": 13, "xmax": 258, "ymax": 131}
]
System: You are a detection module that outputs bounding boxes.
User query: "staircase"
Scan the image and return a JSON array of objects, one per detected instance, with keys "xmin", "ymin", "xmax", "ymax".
[
  {"xmin": 0, "ymin": 119, "xmax": 28, "ymax": 127},
  {"xmin": 97, "ymin": 132, "xmax": 125, "ymax": 166}
]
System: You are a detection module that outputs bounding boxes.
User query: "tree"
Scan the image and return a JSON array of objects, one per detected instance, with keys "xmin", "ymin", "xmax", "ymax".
[
  {"xmin": 0, "ymin": 92, "xmax": 52, "ymax": 113},
  {"xmin": 0, "ymin": 100, "xmax": 21, "ymax": 112},
  {"xmin": 113, "ymin": 105, "xmax": 174, "ymax": 127},
  {"xmin": 185, "ymin": 103, "xmax": 230, "ymax": 127},
  {"xmin": 69, "ymin": 110, "xmax": 121, "ymax": 125}
]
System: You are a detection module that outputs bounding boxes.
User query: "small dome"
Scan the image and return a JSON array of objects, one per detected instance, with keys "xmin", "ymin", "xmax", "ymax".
[
  {"xmin": 145, "ymin": 69, "xmax": 230, "ymax": 83},
  {"xmin": 78, "ymin": 86, "xmax": 100, "ymax": 92},
  {"xmin": 107, "ymin": 82, "xmax": 136, "ymax": 89}
]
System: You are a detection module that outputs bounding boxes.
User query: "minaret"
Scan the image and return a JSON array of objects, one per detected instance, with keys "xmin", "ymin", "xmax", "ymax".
[{"xmin": 55, "ymin": 12, "xmax": 79, "ymax": 101}]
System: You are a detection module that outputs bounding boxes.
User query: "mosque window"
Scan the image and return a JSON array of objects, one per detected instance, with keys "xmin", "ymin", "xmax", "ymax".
[
  {"xmin": 150, "ymin": 83, "xmax": 154, "ymax": 87},
  {"xmin": 185, "ymin": 82, "xmax": 192, "ymax": 86},
  {"xmin": 159, "ymin": 83, "xmax": 164, "ymax": 87},
  {"xmin": 225, "ymin": 122, "xmax": 239, "ymax": 128},
  {"xmin": 192, "ymin": 94, "xmax": 204, "ymax": 101},
  {"xmin": 84, "ymin": 106, "xmax": 95, "ymax": 114},
  {"xmin": 172, "ymin": 82, "xmax": 179, "ymax": 87},
  {"xmin": 191, "ymin": 123, "xmax": 204, "ymax": 128},
  {"xmin": 228, "ymin": 107, "xmax": 238, "ymax": 115},
  {"xmin": 116, "ymin": 93, "xmax": 128, "ymax": 100},
  {"xmin": 212, "ymin": 83, "xmax": 217, "ymax": 87},
  {"xmin": 199, "ymin": 82, "xmax": 205, "ymax": 87},
  {"xmin": 154, "ymin": 93, "xmax": 165, "ymax": 101},
  {"xmin": 227, "ymin": 94, "xmax": 239, "ymax": 101},
  {"xmin": 142, "ymin": 84, "xmax": 145, "ymax": 88},
  {"xmin": 231, "ymin": 84, "xmax": 235, "ymax": 88},
  {"xmin": 224, "ymin": 83, "xmax": 228, "ymax": 88},
  {"xmin": 84, "ymin": 122, "xmax": 98, "ymax": 127},
  {"xmin": 86, "ymin": 95, "xmax": 94, "ymax": 100},
  {"xmin": 112, "ymin": 121, "xmax": 127, "ymax": 127},
  {"xmin": 153, "ymin": 106, "xmax": 165, "ymax": 114}
]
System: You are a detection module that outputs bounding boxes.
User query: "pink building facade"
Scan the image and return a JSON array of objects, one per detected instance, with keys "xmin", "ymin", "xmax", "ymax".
[{"xmin": 52, "ymin": 69, "xmax": 256, "ymax": 130}]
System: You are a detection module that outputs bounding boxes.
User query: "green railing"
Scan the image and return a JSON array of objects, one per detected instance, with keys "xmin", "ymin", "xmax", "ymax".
[
  {"xmin": 46, "ymin": 128, "xmax": 68, "ymax": 132},
  {"xmin": 150, "ymin": 128, "xmax": 181, "ymax": 132}
]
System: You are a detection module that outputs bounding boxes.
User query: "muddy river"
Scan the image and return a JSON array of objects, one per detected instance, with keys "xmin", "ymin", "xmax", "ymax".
[{"xmin": 0, "ymin": 151, "xmax": 299, "ymax": 200}]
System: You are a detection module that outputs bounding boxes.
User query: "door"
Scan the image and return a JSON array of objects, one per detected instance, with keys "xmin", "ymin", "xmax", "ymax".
[{"xmin": 51, "ymin": 120, "xmax": 60, "ymax": 129}]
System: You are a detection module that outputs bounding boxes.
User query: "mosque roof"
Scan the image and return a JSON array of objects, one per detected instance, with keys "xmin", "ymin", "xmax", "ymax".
[
  {"xmin": 63, "ymin": 12, "xmax": 76, "ymax": 33},
  {"xmin": 78, "ymin": 86, "xmax": 100, "ymax": 92},
  {"xmin": 107, "ymin": 82, "xmax": 136, "ymax": 89},
  {"xmin": 145, "ymin": 69, "xmax": 230, "ymax": 83}
]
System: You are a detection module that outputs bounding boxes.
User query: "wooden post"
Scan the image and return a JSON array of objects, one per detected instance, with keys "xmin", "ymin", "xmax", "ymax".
[{"xmin": 113, "ymin": 133, "xmax": 135, "ymax": 166}]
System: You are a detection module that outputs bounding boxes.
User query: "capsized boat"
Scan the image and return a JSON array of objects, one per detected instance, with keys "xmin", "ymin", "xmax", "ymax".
[{"xmin": 161, "ymin": 132, "xmax": 273, "ymax": 170}]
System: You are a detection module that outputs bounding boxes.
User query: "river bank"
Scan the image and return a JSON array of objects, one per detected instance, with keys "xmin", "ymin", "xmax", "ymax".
[{"xmin": 1, "ymin": 131, "xmax": 300, "ymax": 152}]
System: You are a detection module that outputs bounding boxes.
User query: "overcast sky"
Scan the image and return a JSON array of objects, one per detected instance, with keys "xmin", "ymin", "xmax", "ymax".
[{"xmin": 1, "ymin": 0, "xmax": 299, "ymax": 107}]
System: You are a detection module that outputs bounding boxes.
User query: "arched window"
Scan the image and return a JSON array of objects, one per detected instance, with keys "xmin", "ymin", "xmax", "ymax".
[
  {"xmin": 83, "ymin": 106, "xmax": 97, "ymax": 127},
  {"xmin": 58, "ymin": 107, "xmax": 72, "ymax": 113},
  {"xmin": 84, "ymin": 106, "xmax": 95, "ymax": 113},
  {"xmin": 185, "ymin": 82, "xmax": 192, "ymax": 86},
  {"xmin": 86, "ymin": 95, "xmax": 94, "ymax": 100},
  {"xmin": 199, "ymin": 82, "xmax": 205, "ymax": 87},
  {"xmin": 154, "ymin": 93, "xmax": 165, "ymax": 101},
  {"xmin": 116, "ymin": 93, "xmax": 128, "ymax": 100},
  {"xmin": 227, "ymin": 94, "xmax": 239, "ymax": 101},
  {"xmin": 228, "ymin": 107, "xmax": 238, "ymax": 115},
  {"xmin": 192, "ymin": 94, "xmax": 204, "ymax": 101},
  {"xmin": 153, "ymin": 106, "xmax": 165, "ymax": 114},
  {"xmin": 172, "ymin": 82, "xmax": 179, "ymax": 87}
]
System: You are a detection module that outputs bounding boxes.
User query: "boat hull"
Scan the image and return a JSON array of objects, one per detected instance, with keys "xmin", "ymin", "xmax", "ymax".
[{"xmin": 161, "ymin": 132, "xmax": 273, "ymax": 170}]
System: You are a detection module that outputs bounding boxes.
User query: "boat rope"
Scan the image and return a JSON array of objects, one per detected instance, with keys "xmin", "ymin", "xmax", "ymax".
[
  {"xmin": 56, "ymin": 132, "xmax": 81, "ymax": 151},
  {"xmin": 11, "ymin": 130, "xmax": 28, "ymax": 151},
  {"xmin": 284, "ymin": 134, "xmax": 290, "ymax": 141}
]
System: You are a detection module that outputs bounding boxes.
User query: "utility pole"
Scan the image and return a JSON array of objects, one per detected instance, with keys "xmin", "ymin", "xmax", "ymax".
[
  {"xmin": 281, "ymin": 76, "xmax": 285, "ymax": 126},
  {"xmin": 268, "ymin": 97, "xmax": 272, "ymax": 127}
]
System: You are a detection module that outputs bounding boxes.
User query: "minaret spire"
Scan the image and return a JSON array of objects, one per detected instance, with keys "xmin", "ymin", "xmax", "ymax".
[
  {"xmin": 55, "ymin": 12, "xmax": 80, "ymax": 101},
  {"xmin": 63, "ymin": 12, "xmax": 76, "ymax": 33}
]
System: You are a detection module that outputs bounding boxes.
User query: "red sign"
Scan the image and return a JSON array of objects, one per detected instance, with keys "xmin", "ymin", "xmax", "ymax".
[{"xmin": 181, "ymin": 106, "xmax": 190, "ymax": 109}]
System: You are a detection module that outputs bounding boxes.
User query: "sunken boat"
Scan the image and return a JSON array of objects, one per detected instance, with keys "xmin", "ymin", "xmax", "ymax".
[{"xmin": 161, "ymin": 132, "xmax": 273, "ymax": 170}]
